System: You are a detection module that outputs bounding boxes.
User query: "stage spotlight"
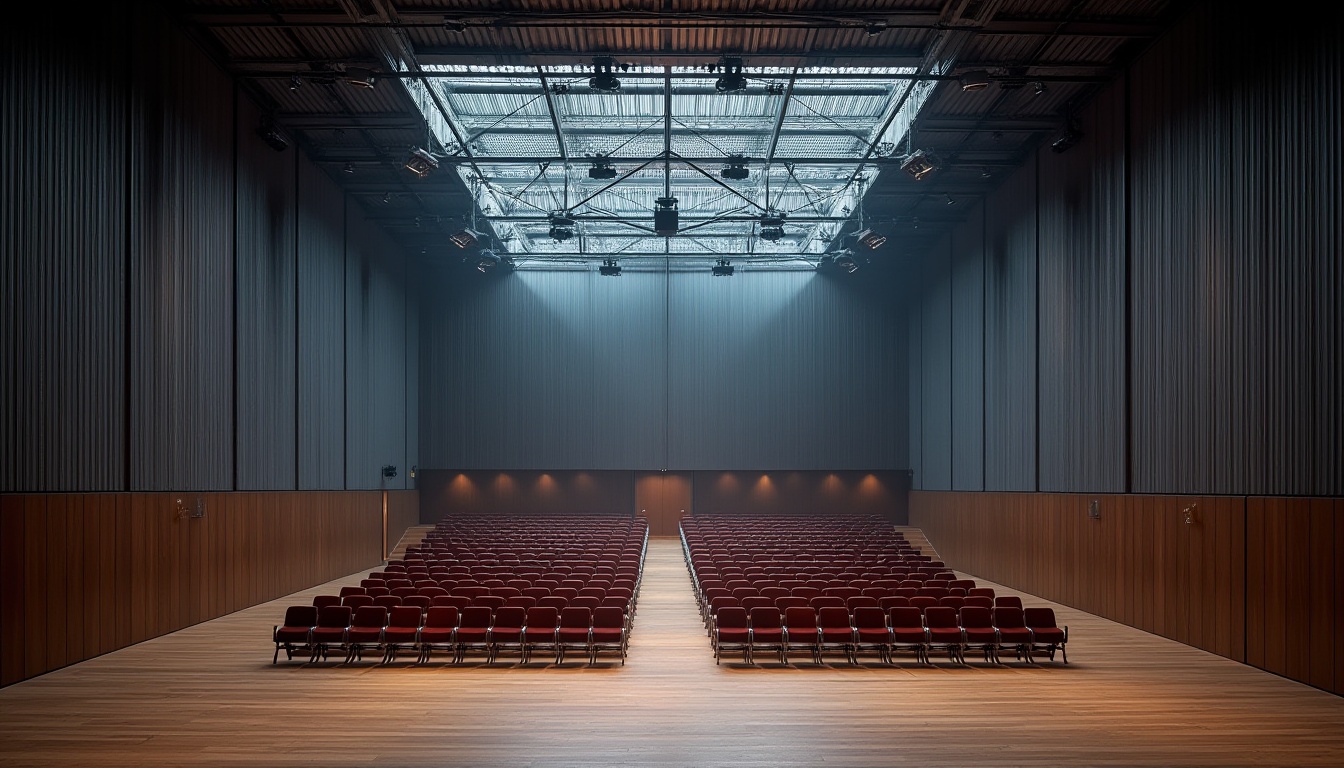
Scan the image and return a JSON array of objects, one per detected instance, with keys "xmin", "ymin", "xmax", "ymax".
[
  {"xmin": 342, "ymin": 163, "xmax": 355, "ymax": 174},
  {"xmin": 654, "ymin": 197, "xmax": 679, "ymax": 236},
  {"xmin": 599, "ymin": 258, "xmax": 622, "ymax": 277},
  {"xmin": 443, "ymin": 18, "xmax": 467, "ymax": 32},
  {"xmin": 344, "ymin": 67, "xmax": 376, "ymax": 89},
  {"xmin": 712, "ymin": 258, "xmax": 734, "ymax": 277},
  {"xmin": 449, "ymin": 228, "xmax": 482, "ymax": 249},
  {"xmin": 255, "ymin": 117, "xmax": 289, "ymax": 152},
  {"xmin": 475, "ymin": 249, "xmax": 502, "ymax": 273},
  {"xmin": 548, "ymin": 212, "xmax": 575, "ymax": 241},
  {"xmin": 404, "ymin": 147, "xmax": 438, "ymax": 177},
  {"xmin": 715, "ymin": 57, "xmax": 747, "ymax": 93},
  {"xmin": 833, "ymin": 250, "xmax": 859, "ymax": 273},
  {"xmin": 900, "ymin": 148, "xmax": 939, "ymax": 181},
  {"xmin": 959, "ymin": 70, "xmax": 991, "ymax": 92},
  {"xmin": 759, "ymin": 210, "xmax": 786, "ymax": 242},
  {"xmin": 1032, "ymin": 81, "xmax": 1048, "ymax": 96},
  {"xmin": 588, "ymin": 160, "xmax": 618, "ymax": 179},
  {"xmin": 289, "ymin": 75, "xmax": 302, "ymax": 91},
  {"xmin": 853, "ymin": 228, "xmax": 887, "ymax": 250},
  {"xmin": 721, "ymin": 156, "xmax": 749, "ymax": 180},
  {"xmin": 589, "ymin": 56, "xmax": 622, "ymax": 92},
  {"xmin": 1051, "ymin": 121, "xmax": 1083, "ymax": 153}
]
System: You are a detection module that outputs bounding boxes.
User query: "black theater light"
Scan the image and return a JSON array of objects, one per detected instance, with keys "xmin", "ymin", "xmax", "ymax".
[
  {"xmin": 715, "ymin": 57, "xmax": 748, "ymax": 93},
  {"xmin": 959, "ymin": 69, "xmax": 991, "ymax": 92},
  {"xmin": 256, "ymin": 117, "xmax": 289, "ymax": 152},
  {"xmin": 899, "ymin": 148, "xmax": 939, "ymax": 181},
  {"xmin": 343, "ymin": 67, "xmax": 376, "ymax": 89},
  {"xmin": 449, "ymin": 228, "xmax": 482, "ymax": 249},
  {"xmin": 1051, "ymin": 120, "xmax": 1083, "ymax": 153},
  {"xmin": 599, "ymin": 258, "xmax": 622, "ymax": 276},
  {"xmin": 759, "ymin": 210, "xmax": 786, "ymax": 242},
  {"xmin": 721, "ymin": 156, "xmax": 749, "ymax": 180},
  {"xmin": 404, "ymin": 146, "xmax": 439, "ymax": 178},
  {"xmin": 589, "ymin": 56, "xmax": 623, "ymax": 92},
  {"xmin": 654, "ymin": 197, "xmax": 679, "ymax": 236},
  {"xmin": 833, "ymin": 250, "xmax": 859, "ymax": 274},
  {"xmin": 854, "ymin": 228, "xmax": 887, "ymax": 250},
  {"xmin": 711, "ymin": 258, "xmax": 734, "ymax": 277},
  {"xmin": 588, "ymin": 160, "xmax": 618, "ymax": 179},
  {"xmin": 549, "ymin": 212, "xmax": 575, "ymax": 241},
  {"xmin": 475, "ymin": 249, "xmax": 502, "ymax": 273}
]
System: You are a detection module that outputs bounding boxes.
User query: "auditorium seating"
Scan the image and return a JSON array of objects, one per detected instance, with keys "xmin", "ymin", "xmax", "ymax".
[{"xmin": 271, "ymin": 514, "xmax": 648, "ymax": 668}]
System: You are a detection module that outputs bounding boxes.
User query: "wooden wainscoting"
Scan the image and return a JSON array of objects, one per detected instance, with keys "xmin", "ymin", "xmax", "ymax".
[
  {"xmin": 0, "ymin": 491, "xmax": 387, "ymax": 687},
  {"xmin": 912, "ymin": 491, "xmax": 1343, "ymax": 696}
]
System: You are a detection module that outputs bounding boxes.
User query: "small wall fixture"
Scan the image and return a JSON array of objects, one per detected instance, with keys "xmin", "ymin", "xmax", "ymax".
[
  {"xmin": 381, "ymin": 465, "xmax": 398, "ymax": 479},
  {"xmin": 1183, "ymin": 503, "xmax": 1198, "ymax": 525},
  {"xmin": 1087, "ymin": 499, "xmax": 1101, "ymax": 520}
]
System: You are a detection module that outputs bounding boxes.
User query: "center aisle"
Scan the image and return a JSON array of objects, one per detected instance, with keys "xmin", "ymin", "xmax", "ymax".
[{"xmin": 623, "ymin": 535, "xmax": 717, "ymax": 674}]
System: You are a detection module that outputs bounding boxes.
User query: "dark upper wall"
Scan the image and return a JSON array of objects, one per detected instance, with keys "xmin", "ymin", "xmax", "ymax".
[
  {"xmin": 909, "ymin": 1, "xmax": 1343, "ymax": 496},
  {"xmin": 0, "ymin": 6, "xmax": 417, "ymax": 493},
  {"xmin": 419, "ymin": 268, "xmax": 909, "ymax": 471}
]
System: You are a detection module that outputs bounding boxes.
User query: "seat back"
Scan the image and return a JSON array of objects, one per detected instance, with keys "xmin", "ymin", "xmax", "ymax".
[
  {"xmin": 749, "ymin": 607, "xmax": 783, "ymax": 630},
  {"xmin": 316, "ymin": 605, "xmax": 352, "ymax": 628},
  {"xmin": 312, "ymin": 595, "xmax": 340, "ymax": 610},
  {"xmin": 558, "ymin": 606, "xmax": 591, "ymax": 629},
  {"xmin": 493, "ymin": 606, "xmax": 527, "ymax": 629},
  {"xmin": 459, "ymin": 606, "xmax": 493, "ymax": 628},
  {"xmin": 995, "ymin": 595, "xmax": 1023, "ymax": 609},
  {"xmin": 939, "ymin": 596, "xmax": 966, "ymax": 610},
  {"xmin": 923, "ymin": 606, "xmax": 959, "ymax": 629},
  {"xmin": 963, "ymin": 595, "xmax": 994, "ymax": 609},
  {"xmin": 338, "ymin": 586, "xmax": 366, "ymax": 598},
  {"xmin": 817, "ymin": 606, "xmax": 852, "ymax": 630},
  {"xmin": 1023, "ymin": 607, "xmax": 1058, "ymax": 630},
  {"xmin": 402, "ymin": 595, "xmax": 432, "ymax": 612},
  {"xmin": 993, "ymin": 606, "xmax": 1027, "ymax": 629},
  {"xmin": 593, "ymin": 606, "xmax": 625, "ymax": 629},
  {"xmin": 958, "ymin": 605, "xmax": 993, "ymax": 629},
  {"xmin": 908, "ymin": 596, "xmax": 939, "ymax": 612},
  {"xmin": 351, "ymin": 605, "xmax": 388, "ymax": 629},
  {"xmin": 283, "ymin": 605, "xmax": 318, "ymax": 627},
  {"xmin": 715, "ymin": 606, "xmax": 748, "ymax": 629},
  {"xmin": 388, "ymin": 606, "xmax": 425, "ymax": 629},
  {"xmin": 784, "ymin": 606, "xmax": 818, "ymax": 632},
  {"xmin": 525, "ymin": 606, "xmax": 559, "ymax": 631},
  {"xmin": 851, "ymin": 606, "xmax": 886, "ymax": 630},
  {"xmin": 888, "ymin": 606, "xmax": 924, "ymax": 629}
]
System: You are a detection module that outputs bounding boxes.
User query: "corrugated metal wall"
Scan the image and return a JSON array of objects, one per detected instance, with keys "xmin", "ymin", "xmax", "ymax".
[
  {"xmin": 1129, "ymin": 3, "xmax": 1343, "ymax": 495},
  {"xmin": 420, "ymin": 269, "xmax": 907, "ymax": 471},
  {"xmin": 345, "ymin": 208, "xmax": 409, "ymax": 490},
  {"xmin": 907, "ymin": 1, "xmax": 1342, "ymax": 497},
  {"xmin": 235, "ymin": 97, "xmax": 298, "ymax": 490},
  {"xmin": 297, "ymin": 157, "xmax": 348, "ymax": 490},
  {"xmin": 1037, "ymin": 79, "xmax": 1127, "ymax": 493},
  {"xmin": 1, "ymin": 12, "xmax": 129, "ymax": 492},
  {"xmin": 127, "ymin": 16, "xmax": 236, "ymax": 491},
  {"xmin": 2, "ymin": 12, "xmax": 419, "ymax": 495},
  {"xmin": 907, "ymin": 299, "xmax": 923, "ymax": 487},
  {"xmin": 949, "ymin": 204, "xmax": 985, "ymax": 491},
  {"xmin": 918, "ymin": 238, "xmax": 953, "ymax": 489},
  {"xmin": 982, "ymin": 160, "xmax": 1038, "ymax": 491}
]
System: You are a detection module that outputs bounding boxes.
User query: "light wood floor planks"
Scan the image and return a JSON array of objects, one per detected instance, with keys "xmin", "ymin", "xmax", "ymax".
[{"xmin": 2, "ymin": 536, "xmax": 1342, "ymax": 767}]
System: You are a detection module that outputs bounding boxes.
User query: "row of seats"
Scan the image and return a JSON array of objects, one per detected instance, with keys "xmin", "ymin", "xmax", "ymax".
[
  {"xmin": 274, "ymin": 604, "xmax": 630, "ymax": 666},
  {"xmin": 712, "ymin": 605, "xmax": 1068, "ymax": 666},
  {"xmin": 272, "ymin": 515, "xmax": 647, "ymax": 666}
]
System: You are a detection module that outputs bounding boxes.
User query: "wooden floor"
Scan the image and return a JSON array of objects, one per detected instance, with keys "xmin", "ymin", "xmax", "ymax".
[{"xmin": 2, "ymin": 537, "xmax": 1343, "ymax": 767}]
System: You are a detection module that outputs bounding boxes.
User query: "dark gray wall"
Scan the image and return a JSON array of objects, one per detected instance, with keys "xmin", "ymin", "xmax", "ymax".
[
  {"xmin": 908, "ymin": 2, "xmax": 1343, "ymax": 496},
  {"xmin": 420, "ymin": 269, "xmax": 908, "ymax": 471},
  {"xmin": 1, "ymin": 8, "xmax": 417, "ymax": 493}
]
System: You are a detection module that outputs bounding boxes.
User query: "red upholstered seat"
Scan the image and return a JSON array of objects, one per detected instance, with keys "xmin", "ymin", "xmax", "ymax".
[
  {"xmin": 344, "ymin": 606, "xmax": 389, "ymax": 663},
  {"xmin": 783, "ymin": 607, "xmax": 821, "ymax": 665},
  {"xmin": 488, "ymin": 606, "xmax": 527, "ymax": 664},
  {"xmin": 417, "ymin": 606, "xmax": 459, "ymax": 663},
  {"xmin": 817, "ymin": 607, "xmax": 857, "ymax": 665},
  {"xmin": 749, "ymin": 608, "xmax": 786, "ymax": 665},
  {"xmin": 993, "ymin": 606, "xmax": 1035, "ymax": 663},
  {"xmin": 1024, "ymin": 607, "xmax": 1068, "ymax": 663},
  {"xmin": 851, "ymin": 606, "xmax": 891, "ymax": 664},
  {"xmin": 454, "ymin": 606, "xmax": 493, "ymax": 663},
  {"xmin": 554, "ymin": 607, "xmax": 591, "ymax": 665},
  {"xmin": 381, "ymin": 606, "xmax": 424, "ymax": 664},
  {"xmin": 922, "ymin": 606, "xmax": 964, "ymax": 665},
  {"xmin": 272, "ymin": 605, "xmax": 317, "ymax": 664},
  {"xmin": 712, "ymin": 607, "xmax": 750, "ymax": 665},
  {"xmin": 309, "ymin": 605, "xmax": 352, "ymax": 663},
  {"xmin": 958, "ymin": 606, "xmax": 1000, "ymax": 664}
]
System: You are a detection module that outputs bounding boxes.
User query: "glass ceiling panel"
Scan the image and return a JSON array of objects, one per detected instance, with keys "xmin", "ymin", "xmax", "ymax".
[{"xmin": 419, "ymin": 64, "xmax": 924, "ymax": 268}]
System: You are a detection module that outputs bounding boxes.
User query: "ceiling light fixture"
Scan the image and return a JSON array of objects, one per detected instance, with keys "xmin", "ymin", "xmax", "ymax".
[
  {"xmin": 900, "ymin": 148, "xmax": 939, "ymax": 181},
  {"xmin": 654, "ymin": 197, "xmax": 679, "ymax": 236},
  {"xmin": 865, "ymin": 22, "xmax": 887, "ymax": 36},
  {"xmin": 475, "ymin": 249, "xmax": 501, "ymax": 273},
  {"xmin": 343, "ymin": 67, "xmax": 376, "ymax": 89},
  {"xmin": 342, "ymin": 162, "xmax": 355, "ymax": 174},
  {"xmin": 712, "ymin": 258, "xmax": 734, "ymax": 277},
  {"xmin": 548, "ymin": 212, "xmax": 575, "ymax": 241},
  {"xmin": 404, "ymin": 147, "xmax": 438, "ymax": 177},
  {"xmin": 714, "ymin": 57, "xmax": 748, "ymax": 93},
  {"xmin": 255, "ymin": 117, "xmax": 289, "ymax": 152},
  {"xmin": 959, "ymin": 70, "xmax": 991, "ymax": 92},
  {"xmin": 289, "ymin": 75, "xmax": 302, "ymax": 91},
  {"xmin": 449, "ymin": 228, "xmax": 482, "ymax": 249},
  {"xmin": 834, "ymin": 250, "xmax": 859, "ymax": 274},
  {"xmin": 854, "ymin": 228, "xmax": 887, "ymax": 250},
  {"xmin": 589, "ymin": 56, "xmax": 623, "ymax": 92},
  {"xmin": 1032, "ymin": 81, "xmax": 1048, "ymax": 96},
  {"xmin": 1051, "ymin": 120, "xmax": 1083, "ymax": 153},
  {"xmin": 759, "ymin": 210, "xmax": 786, "ymax": 242},
  {"xmin": 599, "ymin": 258, "xmax": 622, "ymax": 277},
  {"xmin": 721, "ymin": 155, "xmax": 749, "ymax": 180},
  {"xmin": 443, "ymin": 18, "xmax": 467, "ymax": 33},
  {"xmin": 588, "ymin": 160, "xmax": 617, "ymax": 179}
]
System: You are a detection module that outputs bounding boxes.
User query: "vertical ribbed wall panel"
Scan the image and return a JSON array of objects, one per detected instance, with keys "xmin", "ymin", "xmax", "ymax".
[
  {"xmin": 419, "ymin": 268, "xmax": 906, "ymax": 471},
  {"xmin": 234, "ymin": 97, "xmax": 297, "ymax": 490},
  {"xmin": 127, "ymin": 17, "xmax": 235, "ymax": 491},
  {"xmin": 950, "ymin": 203, "xmax": 985, "ymax": 491},
  {"xmin": 296, "ymin": 156, "xmax": 346, "ymax": 490},
  {"xmin": 404, "ymin": 270, "xmax": 420, "ymax": 481},
  {"xmin": 1, "ymin": 13, "xmax": 128, "ymax": 492},
  {"xmin": 919, "ymin": 238, "xmax": 953, "ymax": 490},
  {"xmin": 345, "ymin": 209, "xmax": 407, "ymax": 490},
  {"xmin": 907, "ymin": 299, "xmax": 924, "ymax": 488},
  {"xmin": 665, "ymin": 271, "xmax": 903, "ymax": 470},
  {"xmin": 1036, "ymin": 79, "xmax": 1128, "ymax": 493},
  {"xmin": 982, "ymin": 161, "xmax": 1038, "ymax": 491}
]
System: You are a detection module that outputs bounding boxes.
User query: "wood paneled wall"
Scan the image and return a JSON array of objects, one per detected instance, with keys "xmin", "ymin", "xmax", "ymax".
[
  {"xmin": 912, "ymin": 491, "xmax": 1343, "ymax": 696},
  {"xmin": 384, "ymin": 489, "xmax": 421, "ymax": 557},
  {"xmin": 0, "ymin": 491, "xmax": 388, "ymax": 688}
]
